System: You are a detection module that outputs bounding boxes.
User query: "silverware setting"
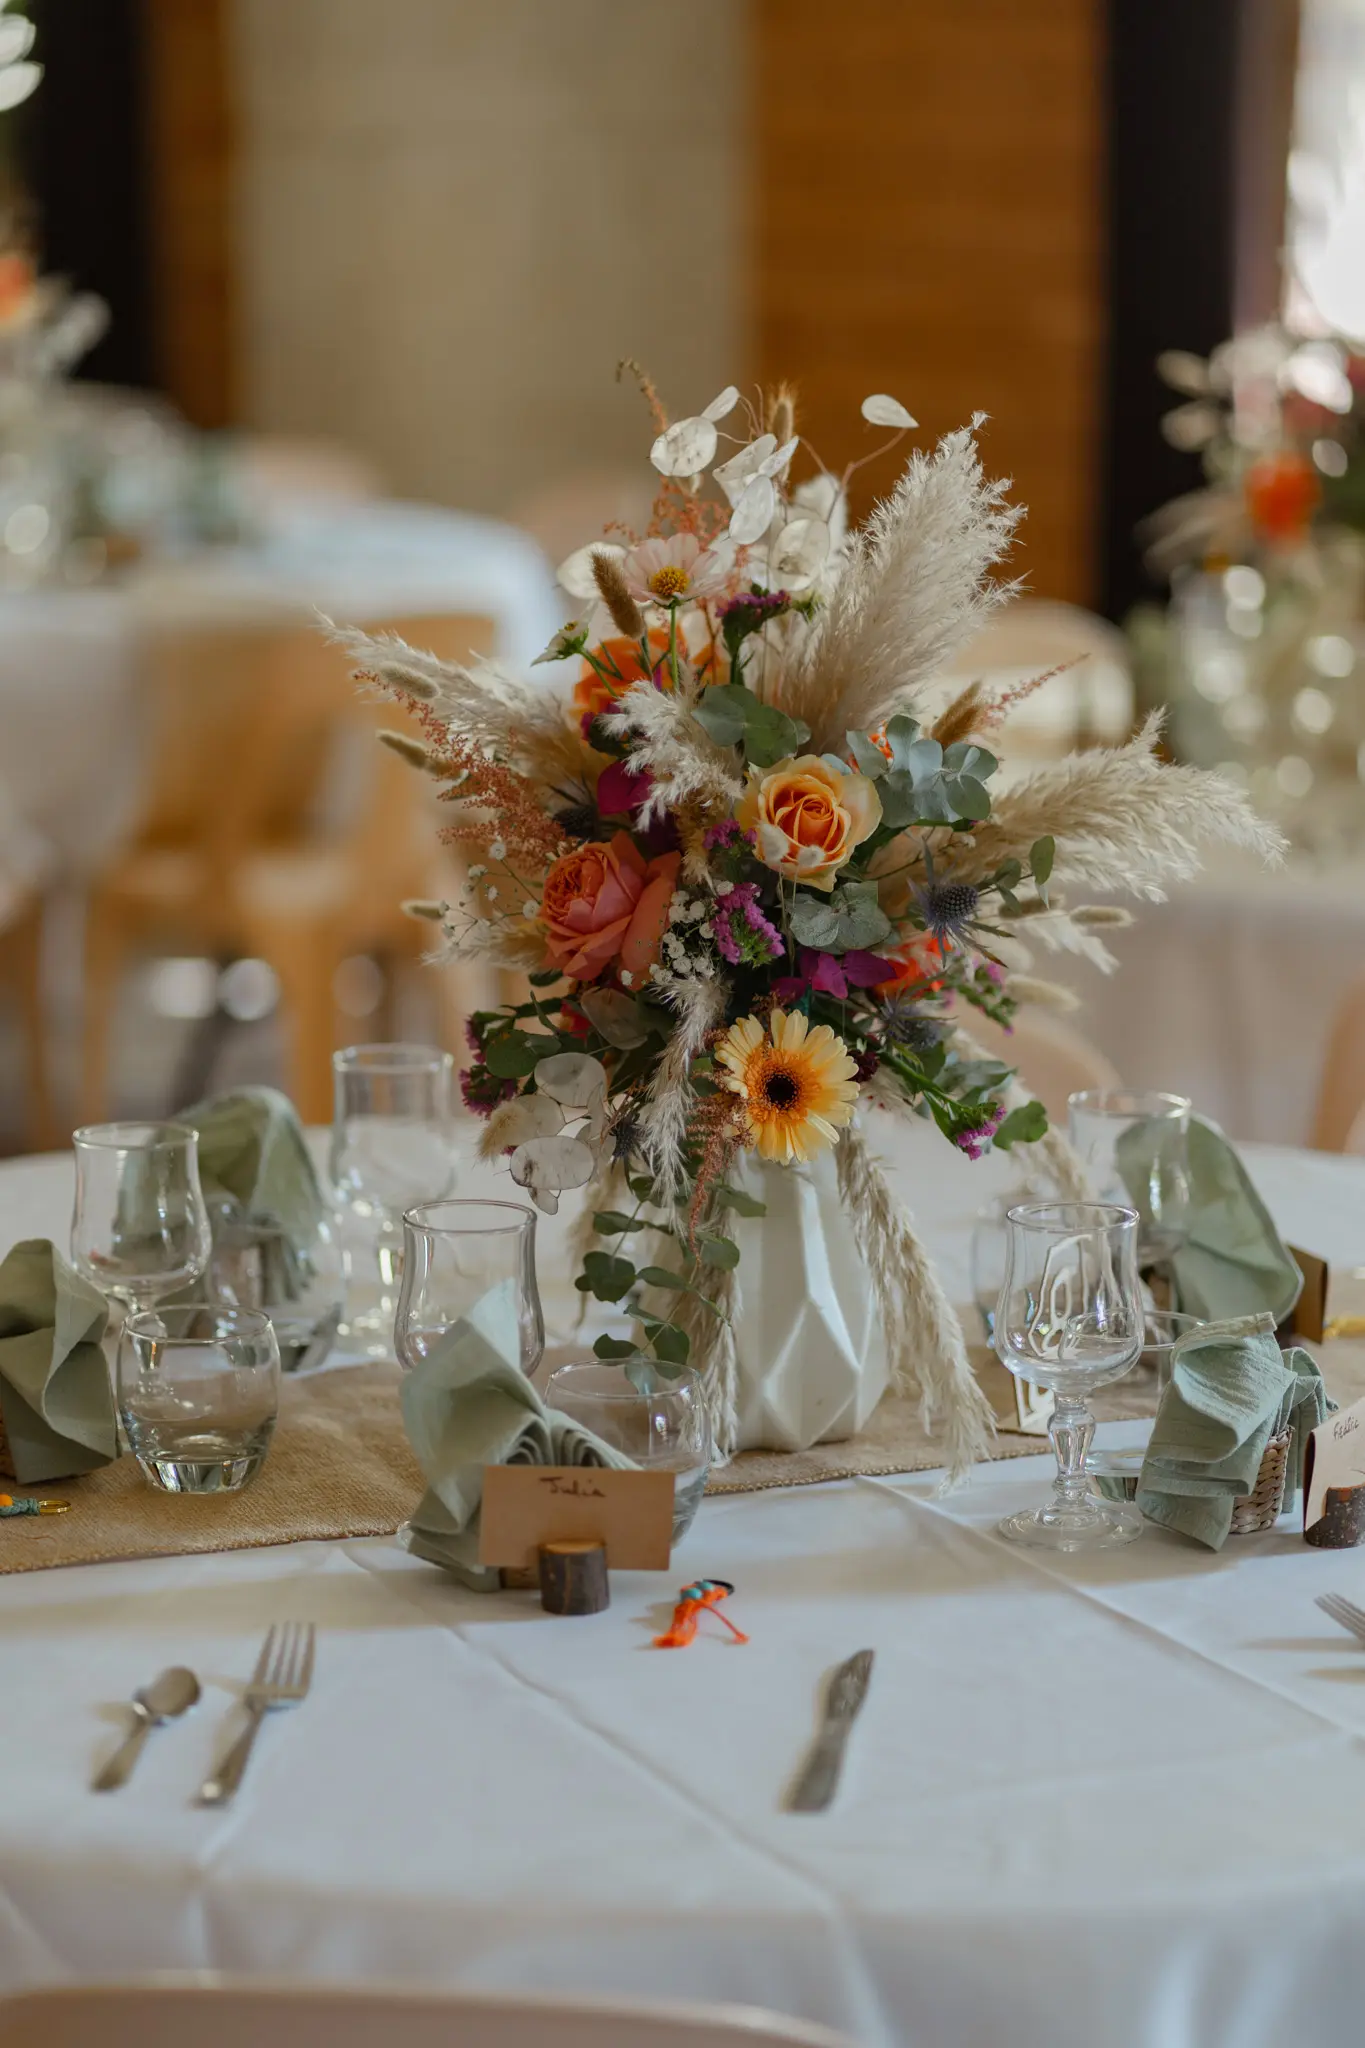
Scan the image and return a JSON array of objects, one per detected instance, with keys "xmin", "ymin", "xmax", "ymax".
[
  {"xmin": 198, "ymin": 1621, "xmax": 316, "ymax": 1808},
  {"xmin": 92, "ymin": 1665, "xmax": 201, "ymax": 1792},
  {"xmin": 787, "ymin": 1648, "xmax": 874, "ymax": 1813},
  {"xmin": 1315, "ymin": 1592, "xmax": 1365, "ymax": 1643}
]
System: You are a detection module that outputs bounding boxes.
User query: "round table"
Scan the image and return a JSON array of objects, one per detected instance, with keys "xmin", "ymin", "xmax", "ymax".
[
  {"xmin": 0, "ymin": 499, "xmax": 562, "ymax": 875},
  {"xmin": 2, "ymin": 1122, "xmax": 1365, "ymax": 2048}
]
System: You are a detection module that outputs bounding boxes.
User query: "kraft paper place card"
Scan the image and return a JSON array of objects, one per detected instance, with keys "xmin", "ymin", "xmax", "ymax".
[
  {"xmin": 1303, "ymin": 1395, "xmax": 1365, "ymax": 1546},
  {"xmin": 478, "ymin": 1465, "xmax": 675, "ymax": 1571}
]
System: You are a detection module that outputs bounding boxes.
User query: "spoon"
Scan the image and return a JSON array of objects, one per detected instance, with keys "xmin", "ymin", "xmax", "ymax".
[{"xmin": 93, "ymin": 1666, "xmax": 201, "ymax": 1792}]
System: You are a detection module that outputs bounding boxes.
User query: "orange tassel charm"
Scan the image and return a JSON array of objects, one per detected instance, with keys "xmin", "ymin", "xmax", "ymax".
[{"xmin": 654, "ymin": 1578, "xmax": 748, "ymax": 1649}]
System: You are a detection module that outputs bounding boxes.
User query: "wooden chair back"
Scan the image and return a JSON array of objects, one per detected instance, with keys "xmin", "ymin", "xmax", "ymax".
[{"xmin": 1312, "ymin": 971, "xmax": 1365, "ymax": 1151}]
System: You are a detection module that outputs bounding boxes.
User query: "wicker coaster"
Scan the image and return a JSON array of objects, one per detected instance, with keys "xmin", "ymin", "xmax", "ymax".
[{"xmin": 0, "ymin": 1365, "xmax": 423, "ymax": 1575}]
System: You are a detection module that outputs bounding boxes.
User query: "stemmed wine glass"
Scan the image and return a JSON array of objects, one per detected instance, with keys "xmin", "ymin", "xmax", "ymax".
[
  {"xmin": 395, "ymin": 1199, "xmax": 544, "ymax": 1378},
  {"xmin": 71, "ymin": 1121, "xmax": 213, "ymax": 1316},
  {"xmin": 994, "ymin": 1201, "xmax": 1145, "ymax": 1551},
  {"xmin": 1067, "ymin": 1090, "xmax": 1193, "ymax": 1284},
  {"xmin": 329, "ymin": 1043, "xmax": 456, "ymax": 1355}
]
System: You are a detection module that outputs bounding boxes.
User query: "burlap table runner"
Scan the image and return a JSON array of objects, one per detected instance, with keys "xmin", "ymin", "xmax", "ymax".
[
  {"xmin": 5, "ymin": 1340, "xmax": 1362, "ymax": 1573},
  {"xmin": 0, "ymin": 1364, "xmax": 423, "ymax": 1575}
]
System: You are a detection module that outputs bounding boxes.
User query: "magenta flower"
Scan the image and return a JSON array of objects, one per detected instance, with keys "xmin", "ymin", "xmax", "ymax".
[{"xmin": 596, "ymin": 759, "xmax": 655, "ymax": 817}]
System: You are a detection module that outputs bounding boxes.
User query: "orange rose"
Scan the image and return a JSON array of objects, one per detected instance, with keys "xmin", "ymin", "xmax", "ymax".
[
  {"xmin": 736, "ymin": 755, "xmax": 882, "ymax": 893},
  {"xmin": 573, "ymin": 628, "xmax": 677, "ymax": 723},
  {"xmin": 540, "ymin": 831, "xmax": 681, "ymax": 983},
  {"xmin": 1244, "ymin": 451, "xmax": 1320, "ymax": 544}
]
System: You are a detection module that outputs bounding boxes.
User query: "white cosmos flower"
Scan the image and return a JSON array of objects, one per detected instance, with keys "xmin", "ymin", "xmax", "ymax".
[{"xmin": 621, "ymin": 532, "xmax": 734, "ymax": 606}]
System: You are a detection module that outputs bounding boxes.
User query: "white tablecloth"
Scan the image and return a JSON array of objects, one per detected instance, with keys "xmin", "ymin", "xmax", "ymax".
[
  {"xmin": 3, "ymin": 1122, "xmax": 1365, "ymax": 2048},
  {"xmin": 0, "ymin": 501, "xmax": 561, "ymax": 874},
  {"xmin": 1062, "ymin": 846, "xmax": 1365, "ymax": 1147}
]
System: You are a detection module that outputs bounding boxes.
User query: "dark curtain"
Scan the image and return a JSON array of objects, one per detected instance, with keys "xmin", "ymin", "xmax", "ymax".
[
  {"xmin": 22, "ymin": 0, "xmax": 153, "ymax": 389},
  {"xmin": 1100, "ymin": 0, "xmax": 1240, "ymax": 621}
]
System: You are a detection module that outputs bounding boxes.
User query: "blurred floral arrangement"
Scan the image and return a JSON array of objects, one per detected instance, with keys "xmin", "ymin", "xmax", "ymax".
[
  {"xmin": 1146, "ymin": 326, "xmax": 1365, "ymax": 573},
  {"xmin": 1141, "ymin": 326, "xmax": 1365, "ymax": 845},
  {"xmin": 342, "ymin": 370, "xmax": 1277, "ymax": 1468}
]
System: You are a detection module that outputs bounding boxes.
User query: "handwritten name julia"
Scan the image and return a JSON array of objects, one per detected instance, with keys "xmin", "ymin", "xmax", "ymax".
[{"xmin": 540, "ymin": 1475, "xmax": 607, "ymax": 1498}]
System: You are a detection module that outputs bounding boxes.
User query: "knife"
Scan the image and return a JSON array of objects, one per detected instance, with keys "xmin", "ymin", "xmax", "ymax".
[{"xmin": 787, "ymin": 1649, "xmax": 875, "ymax": 1812}]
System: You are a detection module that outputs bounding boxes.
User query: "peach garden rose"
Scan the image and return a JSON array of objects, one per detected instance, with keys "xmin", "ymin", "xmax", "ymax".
[
  {"xmin": 735, "ymin": 755, "xmax": 881, "ymax": 892},
  {"xmin": 539, "ymin": 831, "xmax": 681, "ymax": 983}
]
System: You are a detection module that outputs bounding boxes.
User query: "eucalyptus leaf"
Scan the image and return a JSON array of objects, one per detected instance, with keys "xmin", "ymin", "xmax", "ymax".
[
  {"xmin": 944, "ymin": 774, "xmax": 992, "ymax": 822},
  {"xmin": 651, "ymin": 1324, "xmax": 692, "ymax": 1365},
  {"xmin": 692, "ymin": 683, "xmax": 751, "ymax": 748},
  {"xmin": 593, "ymin": 1210, "xmax": 644, "ymax": 1234},
  {"xmin": 638, "ymin": 1265, "xmax": 688, "ymax": 1291},
  {"xmin": 715, "ymin": 1186, "xmax": 767, "ymax": 1217},
  {"xmin": 819, "ymin": 753, "xmax": 852, "ymax": 775},
  {"xmin": 994, "ymin": 1099, "xmax": 1049, "ymax": 1150},
  {"xmin": 593, "ymin": 1335, "xmax": 639, "ymax": 1359},
  {"xmin": 484, "ymin": 1031, "xmax": 551, "ymax": 1079},
  {"xmin": 699, "ymin": 1235, "xmax": 741, "ymax": 1270},
  {"xmin": 883, "ymin": 714, "xmax": 921, "ymax": 770},
  {"xmin": 789, "ymin": 895, "xmax": 843, "ymax": 950},
  {"xmin": 1030, "ymin": 835, "xmax": 1055, "ymax": 886},
  {"xmin": 943, "ymin": 741, "xmax": 998, "ymax": 780},
  {"xmin": 845, "ymin": 730, "xmax": 889, "ymax": 779},
  {"xmin": 581, "ymin": 1251, "xmax": 636, "ymax": 1302},
  {"xmin": 744, "ymin": 699, "xmax": 811, "ymax": 769}
]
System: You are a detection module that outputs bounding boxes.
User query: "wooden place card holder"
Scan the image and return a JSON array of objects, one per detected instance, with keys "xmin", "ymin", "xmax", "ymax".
[
  {"xmin": 478, "ymin": 1466, "xmax": 675, "ymax": 1614},
  {"xmin": 1303, "ymin": 1396, "xmax": 1365, "ymax": 1549}
]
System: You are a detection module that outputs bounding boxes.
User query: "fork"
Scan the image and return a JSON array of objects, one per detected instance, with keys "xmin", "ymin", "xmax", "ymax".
[
  {"xmin": 198, "ymin": 1622, "xmax": 315, "ymax": 1807},
  {"xmin": 1315, "ymin": 1592, "xmax": 1365, "ymax": 1644}
]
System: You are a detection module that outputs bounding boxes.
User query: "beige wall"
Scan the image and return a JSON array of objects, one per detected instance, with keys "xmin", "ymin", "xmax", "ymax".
[{"xmin": 231, "ymin": 0, "xmax": 750, "ymax": 516}]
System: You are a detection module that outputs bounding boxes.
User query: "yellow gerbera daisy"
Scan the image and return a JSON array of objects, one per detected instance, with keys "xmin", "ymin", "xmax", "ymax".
[{"xmin": 715, "ymin": 1008, "xmax": 859, "ymax": 1165}]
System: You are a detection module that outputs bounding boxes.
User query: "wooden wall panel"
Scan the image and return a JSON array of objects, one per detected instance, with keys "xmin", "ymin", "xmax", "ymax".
[
  {"xmin": 141, "ymin": 0, "xmax": 235, "ymax": 426},
  {"xmin": 754, "ymin": 0, "xmax": 1104, "ymax": 605}
]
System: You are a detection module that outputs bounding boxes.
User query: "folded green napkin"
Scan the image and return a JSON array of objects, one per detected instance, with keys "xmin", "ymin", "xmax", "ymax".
[
  {"xmin": 181, "ymin": 1086, "xmax": 325, "ymax": 1293},
  {"xmin": 400, "ymin": 1317, "xmax": 635, "ymax": 1593},
  {"xmin": 0, "ymin": 1240, "xmax": 116, "ymax": 1484},
  {"xmin": 1117, "ymin": 1114, "xmax": 1302, "ymax": 1324},
  {"xmin": 1136, "ymin": 1313, "xmax": 1330, "ymax": 1549}
]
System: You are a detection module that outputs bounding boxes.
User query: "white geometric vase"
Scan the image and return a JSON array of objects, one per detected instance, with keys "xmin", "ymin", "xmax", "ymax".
[{"xmin": 725, "ymin": 1145, "xmax": 890, "ymax": 1452}]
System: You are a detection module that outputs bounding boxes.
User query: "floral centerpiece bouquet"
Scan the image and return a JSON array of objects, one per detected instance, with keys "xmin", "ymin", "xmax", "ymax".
[{"xmin": 342, "ymin": 370, "xmax": 1276, "ymax": 1472}]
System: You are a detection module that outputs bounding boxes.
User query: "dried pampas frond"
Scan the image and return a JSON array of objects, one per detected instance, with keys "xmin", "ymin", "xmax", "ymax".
[
  {"xmin": 788, "ymin": 419, "xmax": 1023, "ymax": 748},
  {"xmin": 601, "ymin": 681, "xmax": 744, "ymax": 825},
  {"xmin": 637, "ymin": 976, "xmax": 727, "ymax": 1201},
  {"xmin": 674, "ymin": 1258, "xmax": 740, "ymax": 1460},
  {"xmin": 330, "ymin": 621, "xmax": 589, "ymax": 792},
  {"xmin": 947, "ymin": 712, "xmax": 1285, "ymax": 897},
  {"xmin": 836, "ymin": 1123, "xmax": 993, "ymax": 1479}
]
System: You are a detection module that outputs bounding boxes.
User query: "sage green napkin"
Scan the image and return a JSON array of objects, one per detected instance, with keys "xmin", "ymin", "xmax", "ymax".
[
  {"xmin": 1136, "ymin": 1312, "xmax": 1330, "ymax": 1550},
  {"xmin": 0, "ymin": 1239, "xmax": 115, "ymax": 1484},
  {"xmin": 1117, "ymin": 1113, "xmax": 1302, "ymax": 1324},
  {"xmin": 400, "ymin": 1319, "xmax": 635, "ymax": 1593},
  {"xmin": 181, "ymin": 1085, "xmax": 324, "ymax": 1285}
]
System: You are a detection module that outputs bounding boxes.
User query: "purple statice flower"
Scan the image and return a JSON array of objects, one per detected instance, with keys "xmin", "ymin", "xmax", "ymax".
[
  {"xmin": 717, "ymin": 588, "xmax": 791, "ymax": 625},
  {"xmin": 459, "ymin": 1066, "xmax": 517, "ymax": 1118},
  {"xmin": 464, "ymin": 1018, "xmax": 483, "ymax": 1056},
  {"xmin": 702, "ymin": 818, "xmax": 758, "ymax": 854},
  {"xmin": 712, "ymin": 882, "xmax": 783, "ymax": 968},
  {"xmin": 953, "ymin": 1108, "xmax": 1004, "ymax": 1162}
]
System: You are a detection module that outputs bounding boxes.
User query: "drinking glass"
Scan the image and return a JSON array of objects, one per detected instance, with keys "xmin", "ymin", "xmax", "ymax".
[
  {"xmin": 1067, "ymin": 1089, "xmax": 1193, "ymax": 1272},
  {"xmin": 329, "ymin": 1043, "xmax": 456, "ymax": 1355},
  {"xmin": 71, "ymin": 1122, "xmax": 212, "ymax": 1314},
  {"xmin": 544, "ymin": 1359, "xmax": 712, "ymax": 1543},
  {"xmin": 994, "ymin": 1201, "xmax": 1145, "ymax": 1550},
  {"xmin": 118, "ymin": 1304, "xmax": 280, "ymax": 1494},
  {"xmin": 395, "ymin": 1200, "xmax": 544, "ymax": 1378},
  {"xmin": 1136, "ymin": 1306, "xmax": 1204, "ymax": 1397}
]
